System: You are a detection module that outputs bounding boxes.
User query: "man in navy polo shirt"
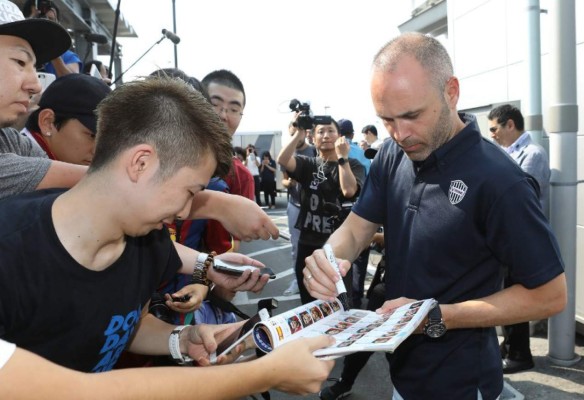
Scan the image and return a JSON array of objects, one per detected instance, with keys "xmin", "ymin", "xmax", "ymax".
[{"xmin": 307, "ymin": 32, "xmax": 566, "ymax": 400}]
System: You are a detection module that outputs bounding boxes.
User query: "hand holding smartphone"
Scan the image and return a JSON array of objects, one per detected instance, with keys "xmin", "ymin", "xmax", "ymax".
[
  {"xmin": 213, "ymin": 259, "xmax": 276, "ymax": 279},
  {"xmin": 211, "ymin": 308, "xmax": 270, "ymax": 363}
]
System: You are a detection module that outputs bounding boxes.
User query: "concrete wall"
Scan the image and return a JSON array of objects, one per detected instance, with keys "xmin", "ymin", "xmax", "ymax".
[{"xmin": 446, "ymin": 0, "xmax": 583, "ymax": 327}]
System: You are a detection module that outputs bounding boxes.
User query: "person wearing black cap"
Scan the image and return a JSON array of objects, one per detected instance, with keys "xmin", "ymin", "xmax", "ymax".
[
  {"xmin": 337, "ymin": 118, "xmax": 370, "ymax": 309},
  {"xmin": 337, "ymin": 119, "xmax": 370, "ymax": 175},
  {"xmin": 0, "ymin": 0, "xmax": 88, "ymax": 199},
  {"xmin": 23, "ymin": 74, "xmax": 111, "ymax": 165}
]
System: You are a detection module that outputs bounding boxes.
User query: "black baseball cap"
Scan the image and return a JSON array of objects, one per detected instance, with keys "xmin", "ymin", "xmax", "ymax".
[
  {"xmin": 0, "ymin": 0, "xmax": 71, "ymax": 64},
  {"xmin": 38, "ymin": 74, "xmax": 111, "ymax": 133}
]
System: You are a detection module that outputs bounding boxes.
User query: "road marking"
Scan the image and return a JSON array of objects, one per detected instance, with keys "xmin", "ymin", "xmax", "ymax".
[
  {"xmin": 234, "ymin": 293, "xmax": 300, "ymax": 305},
  {"xmin": 246, "ymin": 243, "xmax": 291, "ymax": 257}
]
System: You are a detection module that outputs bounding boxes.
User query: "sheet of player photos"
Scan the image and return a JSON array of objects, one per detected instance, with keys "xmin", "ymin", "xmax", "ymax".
[{"xmin": 252, "ymin": 297, "xmax": 437, "ymax": 359}]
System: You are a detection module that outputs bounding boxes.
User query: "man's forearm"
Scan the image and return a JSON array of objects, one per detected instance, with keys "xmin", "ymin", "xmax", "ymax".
[
  {"xmin": 188, "ymin": 190, "xmax": 227, "ymax": 220},
  {"xmin": 328, "ymin": 213, "xmax": 378, "ymax": 264},
  {"xmin": 127, "ymin": 313, "xmax": 174, "ymax": 356},
  {"xmin": 36, "ymin": 161, "xmax": 87, "ymax": 190},
  {"xmin": 441, "ymin": 273, "xmax": 567, "ymax": 330},
  {"xmin": 2, "ymin": 345, "xmax": 279, "ymax": 400}
]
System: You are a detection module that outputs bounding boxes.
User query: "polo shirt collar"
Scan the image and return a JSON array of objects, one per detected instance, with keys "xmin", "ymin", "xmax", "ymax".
[{"xmin": 418, "ymin": 113, "xmax": 481, "ymax": 174}]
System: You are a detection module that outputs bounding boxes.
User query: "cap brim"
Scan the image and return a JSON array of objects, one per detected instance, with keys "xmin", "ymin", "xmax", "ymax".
[
  {"xmin": 0, "ymin": 19, "xmax": 71, "ymax": 65},
  {"xmin": 364, "ymin": 148, "xmax": 378, "ymax": 159},
  {"xmin": 74, "ymin": 114, "xmax": 97, "ymax": 134}
]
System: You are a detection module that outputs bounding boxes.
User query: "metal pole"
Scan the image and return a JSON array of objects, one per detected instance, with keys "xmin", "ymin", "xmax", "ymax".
[
  {"xmin": 524, "ymin": 0, "xmax": 543, "ymax": 147},
  {"xmin": 546, "ymin": 0, "xmax": 580, "ymax": 366},
  {"xmin": 172, "ymin": 0, "xmax": 178, "ymax": 69}
]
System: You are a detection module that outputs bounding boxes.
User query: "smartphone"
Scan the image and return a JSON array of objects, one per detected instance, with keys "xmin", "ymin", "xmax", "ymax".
[
  {"xmin": 37, "ymin": 72, "xmax": 56, "ymax": 93},
  {"xmin": 170, "ymin": 294, "xmax": 191, "ymax": 303},
  {"xmin": 213, "ymin": 259, "xmax": 276, "ymax": 279},
  {"xmin": 213, "ymin": 308, "xmax": 270, "ymax": 361}
]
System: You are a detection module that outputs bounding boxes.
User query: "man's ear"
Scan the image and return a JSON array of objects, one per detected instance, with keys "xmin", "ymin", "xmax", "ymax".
[
  {"xmin": 444, "ymin": 76, "xmax": 460, "ymax": 110},
  {"xmin": 38, "ymin": 109, "xmax": 56, "ymax": 137},
  {"xmin": 126, "ymin": 144, "xmax": 156, "ymax": 183},
  {"xmin": 506, "ymin": 119, "xmax": 516, "ymax": 131}
]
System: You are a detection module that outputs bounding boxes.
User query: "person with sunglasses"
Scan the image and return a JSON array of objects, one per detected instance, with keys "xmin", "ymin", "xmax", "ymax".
[{"xmin": 487, "ymin": 103, "xmax": 550, "ymax": 374}]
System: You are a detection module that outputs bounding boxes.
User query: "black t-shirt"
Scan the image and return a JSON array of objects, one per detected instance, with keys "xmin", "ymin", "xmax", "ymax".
[
  {"xmin": 282, "ymin": 145, "xmax": 317, "ymax": 207},
  {"xmin": 0, "ymin": 190, "xmax": 180, "ymax": 372},
  {"xmin": 289, "ymin": 156, "xmax": 365, "ymax": 246}
]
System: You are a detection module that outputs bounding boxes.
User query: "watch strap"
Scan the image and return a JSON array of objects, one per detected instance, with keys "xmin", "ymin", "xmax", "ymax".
[
  {"xmin": 338, "ymin": 157, "xmax": 347, "ymax": 166},
  {"xmin": 169, "ymin": 325, "xmax": 194, "ymax": 365},
  {"xmin": 423, "ymin": 303, "xmax": 447, "ymax": 338}
]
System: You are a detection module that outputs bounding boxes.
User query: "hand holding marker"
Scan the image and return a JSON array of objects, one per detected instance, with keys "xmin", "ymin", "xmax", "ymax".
[{"xmin": 323, "ymin": 244, "xmax": 350, "ymax": 311}]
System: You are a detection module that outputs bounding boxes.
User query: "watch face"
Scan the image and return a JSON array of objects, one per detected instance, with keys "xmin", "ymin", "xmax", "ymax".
[{"xmin": 424, "ymin": 322, "xmax": 447, "ymax": 338}]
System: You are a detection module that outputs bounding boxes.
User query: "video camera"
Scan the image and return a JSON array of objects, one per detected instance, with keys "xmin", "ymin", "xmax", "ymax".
[{"xmin": 289, "ymin": 99, "xmax": 332, "ymax": 130}]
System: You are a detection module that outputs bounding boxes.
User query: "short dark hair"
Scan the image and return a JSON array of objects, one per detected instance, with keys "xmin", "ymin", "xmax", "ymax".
[
  {"xmin": 313, "ymin": 118, "xmax": 340, "ymax": 135},
  {"xmin": 487, "ymin": 104, "xmax": 524, "ymax": 131},
  {"xmin": 373, "ymin": 33, "xmax": 453, "ymax": 95},
  {"xmin": 202, "ymin": 69, "xmax": 246, "ymax": 107},
  {"xmin": 150, "ymin": 68, "xmax": 209, "ymax": 101},
  {"xmin": 233, "ymin": 146, "xmax": 246, "ymax": 159},
  {"xmin": 362, "ymin": 125, "xmax": 378, "ymax": 136},
  {"xmin": 89, "ymin": 77, "xmax": 233, "ymax": 180}
]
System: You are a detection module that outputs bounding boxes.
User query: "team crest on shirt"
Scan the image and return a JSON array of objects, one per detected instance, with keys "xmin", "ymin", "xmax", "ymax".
[{"xmin": 449, "ymin": 180, "xmax": 467, "ymax": 205}]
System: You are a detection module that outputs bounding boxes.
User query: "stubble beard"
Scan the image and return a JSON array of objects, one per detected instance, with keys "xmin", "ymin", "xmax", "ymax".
[{"xmin": 423, "ymin": 102, "xmax": 454, "ymax": 160}]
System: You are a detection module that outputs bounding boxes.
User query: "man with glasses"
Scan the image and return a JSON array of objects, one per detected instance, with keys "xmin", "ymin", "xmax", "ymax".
[
  {"xmin": 487, "ymin": 103, "xmax": 550, "ymax": 374},
  {"xmin": 201, "ymin": 70, "xmax": 258, "ymax": 255}
]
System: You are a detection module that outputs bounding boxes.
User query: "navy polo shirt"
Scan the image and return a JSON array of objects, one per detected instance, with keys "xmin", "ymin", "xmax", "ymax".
[{"xmin": 353, "ymin": 113, "xmax": 564, "ymax": 400}]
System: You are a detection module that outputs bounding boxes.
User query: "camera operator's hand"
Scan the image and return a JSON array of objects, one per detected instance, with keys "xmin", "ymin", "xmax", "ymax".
[
  {"xmin": 335, "ymin": 136, "xmax": 350, "ymax": 159},
  {"xmin": 184, "ymin": 321, "xmax": 248, "ymax": 365},
  {"xmin": 290, "ymin": 113, "xmax": 307, "ymax": 140},
  {"xmin": 208, "ymin": 252, "xmax": 270, "ymax": 294},
  {"xmin": 164, "ymin": 283, "xmax": 207, "ymax": 313}
]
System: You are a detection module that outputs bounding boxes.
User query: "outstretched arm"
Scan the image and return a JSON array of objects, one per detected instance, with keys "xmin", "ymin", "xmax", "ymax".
[
  {"xmin": 0, "ymin": 335, "xmax": 335, "ymax": 400},
  {"xmin": 188, "ymin": 191, "xmax": 279, "ymax": 241},
  {"xmin": 277, "ymin": 115, "xmax": 305, "ymax": 174}
]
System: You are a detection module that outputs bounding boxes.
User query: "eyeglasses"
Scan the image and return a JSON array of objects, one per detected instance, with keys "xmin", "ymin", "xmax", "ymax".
[
  {"xmin": 211, "ymin": 102, "xmax": 243, "ymax": 118},
  {"xmin": 489, "ymin": 119, "xmax": 508, "ymax": 133}
]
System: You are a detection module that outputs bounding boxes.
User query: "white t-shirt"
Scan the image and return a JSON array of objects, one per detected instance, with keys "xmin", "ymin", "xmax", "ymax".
[
  {"xmin": 371, "ymin": 138, "xmax": 384, "ymax": 150},
  {"xmin": 0, "ymin": 338, "xmax": 16, "ymax": 369},
  {"xmin": 246, "ymin": 154, "xmax": 260, "ymax": 176}
]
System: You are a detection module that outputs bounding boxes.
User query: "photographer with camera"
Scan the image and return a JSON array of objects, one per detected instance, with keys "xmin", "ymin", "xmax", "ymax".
[
  {"xmin": 277, "ymin": 104, "xmax": 365, "ymax": 304},
  {"xmin": 21, "ymin": 0, "xmax": 82, "ymax": 77}
]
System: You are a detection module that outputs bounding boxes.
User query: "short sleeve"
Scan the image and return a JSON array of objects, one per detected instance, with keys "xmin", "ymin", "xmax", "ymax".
[{"xmin": 0, "ymin": 338, "xmax": 16, "ymax": 369}]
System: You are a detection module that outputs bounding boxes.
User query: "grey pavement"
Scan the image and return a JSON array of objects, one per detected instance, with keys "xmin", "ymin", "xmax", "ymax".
[{"xmin": 235, "ymin": 194, "xmax": 584, "ymax": 399}]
